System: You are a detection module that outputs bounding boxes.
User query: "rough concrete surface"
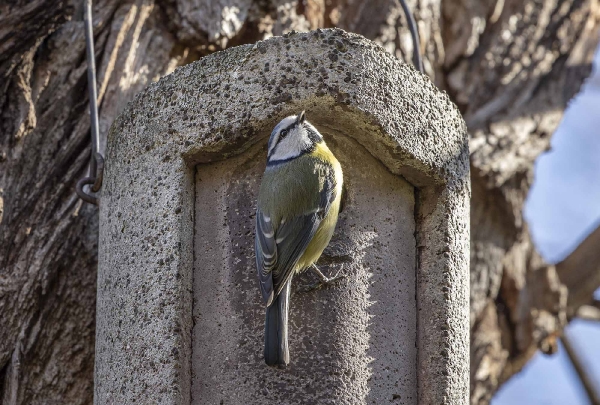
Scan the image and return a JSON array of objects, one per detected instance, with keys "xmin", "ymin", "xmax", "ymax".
[
  {"xmin": 193, "ymin": 135, "xmax": 416, "ymax": 404},
  {"xmin": 97, "ymin": 28, "xmax": 469, "ymax": 405}
]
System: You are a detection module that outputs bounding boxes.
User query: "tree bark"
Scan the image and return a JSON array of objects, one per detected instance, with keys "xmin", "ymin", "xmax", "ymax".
[{"xmin": 0, "ymin": 0, "xmax": 598, "ymax": 403}]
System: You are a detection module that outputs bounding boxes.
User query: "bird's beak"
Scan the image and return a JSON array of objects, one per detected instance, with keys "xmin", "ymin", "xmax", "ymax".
[{"xmin": 297, "ymin": 110, "xmax": 306, "ymax": 125}]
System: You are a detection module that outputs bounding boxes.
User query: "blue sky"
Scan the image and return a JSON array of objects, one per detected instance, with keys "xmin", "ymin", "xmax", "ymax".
[{"xmin": 493, "ymin": 48, "xmax": 600, "ymax": 404}]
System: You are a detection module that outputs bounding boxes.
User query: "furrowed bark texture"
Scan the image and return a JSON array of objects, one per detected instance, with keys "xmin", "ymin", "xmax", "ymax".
[{"xmin": 0, "ymin": 0, "xmax": 598, "ymax": 404}]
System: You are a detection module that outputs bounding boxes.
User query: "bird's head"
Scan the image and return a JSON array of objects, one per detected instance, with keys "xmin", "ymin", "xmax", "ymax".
[{"xmin": 267, "ymin": 111, "xmax": 323, "ymax": 164}]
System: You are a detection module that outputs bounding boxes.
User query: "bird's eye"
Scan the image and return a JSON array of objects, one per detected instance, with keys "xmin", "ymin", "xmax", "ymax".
[{"xmin": 280, "ymin": 129, "xmax": 288, "ymax": 138}]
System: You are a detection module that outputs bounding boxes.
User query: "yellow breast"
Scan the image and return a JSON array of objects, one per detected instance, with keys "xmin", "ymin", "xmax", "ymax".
[{"xmin": 295, "ymin": 141, "xmax": 343, "ymax": 271}]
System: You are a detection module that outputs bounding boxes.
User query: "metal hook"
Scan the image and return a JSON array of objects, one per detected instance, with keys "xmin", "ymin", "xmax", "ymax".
[
  {"xmin": 76, "ymin": 0, "xmax": 104, "ymax": 205},
  {"xmin": 76, "ymin": 152, "xmax": 104, "ymax": 205},
  {"xmin": 76, "ymin": 177, "xmax": 98, "ymax": 205}
]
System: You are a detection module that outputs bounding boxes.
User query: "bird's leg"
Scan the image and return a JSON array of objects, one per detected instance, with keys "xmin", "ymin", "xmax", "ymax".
[{"xmin": 299, "ymin": 264, "xmax": 345, "ymax": 292}]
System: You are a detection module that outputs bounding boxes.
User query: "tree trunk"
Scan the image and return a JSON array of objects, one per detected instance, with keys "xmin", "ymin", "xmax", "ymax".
[{"xmin": 1, "ymin": 0, "xmax": 598, "ymax": 403}]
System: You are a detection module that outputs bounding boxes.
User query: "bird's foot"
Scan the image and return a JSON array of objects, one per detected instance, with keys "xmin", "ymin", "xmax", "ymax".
[
  {"xmin": 298, "ymin": 264, "xmax": 345, "ymax": 292},
  {"xmin": 299, "ymin": 274, "xmax": 344, "ymax": 292}
]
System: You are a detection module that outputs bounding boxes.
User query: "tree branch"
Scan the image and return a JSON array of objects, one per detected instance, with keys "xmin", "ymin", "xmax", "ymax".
[
  {"xmin": 575, "ymin": 305, "xmax": 600, "ymax": 322},
  {"xmin": 557, "ymin": 224, "xmax": 600, "ymax": 314},
  {"xmin": 561, "ymin": 332, "xmax": 600, "ymax": 405}
]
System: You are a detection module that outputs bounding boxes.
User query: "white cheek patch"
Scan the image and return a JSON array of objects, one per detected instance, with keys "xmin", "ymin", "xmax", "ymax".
[
  {"xmin": 270, "ymin": 129, "xmax": 311, "ymax": 162},
  {"xmin": 270, "ymin": 144, "xmax": 299, "ymax": 161},
  {"xmin": 268, "ymin": 116, "xmax": 297, "ymax": 156}
]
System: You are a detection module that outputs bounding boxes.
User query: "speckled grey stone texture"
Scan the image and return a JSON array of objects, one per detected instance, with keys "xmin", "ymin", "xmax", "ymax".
[{"xmin": 96, "ymin": 28, "xmax": 469, "ymax": 405}]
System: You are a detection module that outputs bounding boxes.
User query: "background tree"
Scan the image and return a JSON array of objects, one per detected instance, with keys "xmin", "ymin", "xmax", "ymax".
[{"xmin": 1, "ymin": 0, "xmax": 599, "ymax": 403}]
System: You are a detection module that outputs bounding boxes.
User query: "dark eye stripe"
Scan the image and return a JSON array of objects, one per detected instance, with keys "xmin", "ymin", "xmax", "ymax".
[{"xmin": 272, "ymin": 122, "xmax": 299, "ymax": 152}]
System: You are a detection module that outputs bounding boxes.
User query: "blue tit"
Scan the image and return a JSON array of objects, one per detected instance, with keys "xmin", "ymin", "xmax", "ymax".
[{"xmin": 255, "ymin": 111, "xmax": 344, "ymax": 367}]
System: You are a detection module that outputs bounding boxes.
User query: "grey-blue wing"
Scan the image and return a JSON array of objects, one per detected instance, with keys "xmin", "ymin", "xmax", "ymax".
[
  {"xmin": 256, "ymin": 209, "xmax": 320, "ymax": 305},
  {"xmin": 320, "ymin": 165, "xmax": 337, "ymax": 214},
  {"xmin": 269, "ymin": 213, "xmax": 320, "ymax": 296},
  {"xmin": 255, "ymin": 163, "xmax": 338, "ymax": 305},
  {"xmin": 256, "ymin": 209, "xmax": 277, "ymax": 305}
]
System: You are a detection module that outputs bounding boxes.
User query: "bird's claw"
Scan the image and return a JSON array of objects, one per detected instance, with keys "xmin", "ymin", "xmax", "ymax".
[{"xmin": 298, "ymin": 269, "xmax": 345, "ymax": 293}]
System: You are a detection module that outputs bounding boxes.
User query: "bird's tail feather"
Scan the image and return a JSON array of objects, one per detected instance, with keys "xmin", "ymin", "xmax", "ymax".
[{"xmin": 264, "ymin": 279, "xmax": 291, "ymax": 367}]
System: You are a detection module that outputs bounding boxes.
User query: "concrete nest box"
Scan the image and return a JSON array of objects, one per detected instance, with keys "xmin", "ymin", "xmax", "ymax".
[{"xmin": 97, "ymin": 29, "xmax": 470, "ymax": 405}]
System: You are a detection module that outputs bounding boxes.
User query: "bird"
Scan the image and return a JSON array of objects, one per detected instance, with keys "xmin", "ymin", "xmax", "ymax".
[{"xmin": 255, "ymin": 111, "xmax": 344, "ymax": 367}]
